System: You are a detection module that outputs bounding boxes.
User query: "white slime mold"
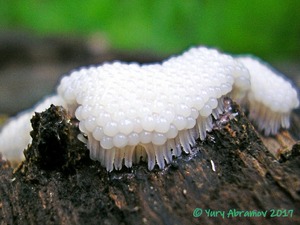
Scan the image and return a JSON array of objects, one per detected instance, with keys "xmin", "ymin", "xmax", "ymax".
[
  {"xmin": 237, "ymin": 56, "xmax": 299, "ymax": 135},
  {"xmin": 0, "ymin": 95, "xmax": 66, "ymax": 162},
  {"xmin": 0, "ymin": 47, "xmax": 299, "ymax": 171}
]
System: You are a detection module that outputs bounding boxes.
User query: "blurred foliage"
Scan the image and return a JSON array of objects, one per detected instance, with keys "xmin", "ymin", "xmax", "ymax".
[{"xmin": 0, "ymin": 0, "xmax": 299, "ymax": 60}]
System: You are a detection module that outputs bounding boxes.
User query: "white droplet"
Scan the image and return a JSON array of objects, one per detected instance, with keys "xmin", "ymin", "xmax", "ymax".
[
  {"xmin": 113, "ymin": 134, "xmax": 128, "ymax": 148},
  {"xmin": 119, "ymin": 119, "xmax": 134, "ymax": 135},
  {"xmin": 142, "ymin": 115, "xmax": 155, "ymax": 131},
  {"xmin": 100, "ymin": 136, "xmax": 114, "ymax": 149},
  {"xmin": 104, "ymin": 121, "xmax": 119, "ymax": 136},
  {"xmin": 152, "ymin": 132, "xmax": 167, "ymax": 145},
  {"xmin": 172, "ymin": 115, "xmax": 187, "ymax": 130},
  {"xmin": 140, "ymin": 131, "xmax": 152, "ymax": 144},
  {"xmin": 199, "ymin": 104, "xmax": 212, "ymax": 117},
  {"xmin": 92, "ymin": 126, "xmax": 104, "ymax": 141}
]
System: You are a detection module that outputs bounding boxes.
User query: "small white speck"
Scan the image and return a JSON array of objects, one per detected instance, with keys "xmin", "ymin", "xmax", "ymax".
[
  {"xmin": 77, "ymin": 134, "xmax": 88, "ymax": 144},
  {"xmin": 210, "ymin": 160, "xmax": 216, "ymax": 172},
  {"xmin": 229, "ymin": 112, "xmax": 239, "ymax": 120}
]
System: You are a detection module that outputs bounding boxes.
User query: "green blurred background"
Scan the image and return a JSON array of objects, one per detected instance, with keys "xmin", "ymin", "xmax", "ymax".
[
  {"xmin": 0, "ymin": 0, "xmax": 300, "ymax": 115},
  {"xmin": 1, "ymin": 0, "xmax": 299, "ymax": 60}
]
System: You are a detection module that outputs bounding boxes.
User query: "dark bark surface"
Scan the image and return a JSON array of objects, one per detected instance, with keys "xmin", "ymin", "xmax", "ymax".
[{"xmin": 0, "ymin": 102, "xmax": 299, "ymax": 225}]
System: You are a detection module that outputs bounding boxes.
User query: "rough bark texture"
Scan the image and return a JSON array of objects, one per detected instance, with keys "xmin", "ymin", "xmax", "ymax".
[{"xmin": 1, "ymin": 102, "xmax": 299, "ymax": 225}]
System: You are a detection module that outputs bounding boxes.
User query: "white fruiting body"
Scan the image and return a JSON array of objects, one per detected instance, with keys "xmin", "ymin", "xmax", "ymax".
[
  {"xmin": 0, "ymin": 47, "xmax": 298, "ymax": 171},
  {"xmin": 237, "ymin": 57, "xmax": 299, "ymax": 135},
  {"xmin": 57, "ymin": 47, "xmax": 250, "ymax": 171}
]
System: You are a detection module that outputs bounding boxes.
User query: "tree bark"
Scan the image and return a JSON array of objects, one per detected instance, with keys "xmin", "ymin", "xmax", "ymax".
[{"xmin": 1, "ymin": 101, "xmax": 299, "ymax": 225}]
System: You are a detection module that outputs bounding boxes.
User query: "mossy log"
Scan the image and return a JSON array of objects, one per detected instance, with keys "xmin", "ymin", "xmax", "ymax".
[{"xmin": 0, "ymin": 102, "xmax": 300, "ymax": 225}]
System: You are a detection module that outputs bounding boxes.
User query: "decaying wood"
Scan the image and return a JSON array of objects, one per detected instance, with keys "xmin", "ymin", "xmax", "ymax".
[{"xmin": 0, "ymin": 101, "xmax": 300, "ymax": 225}]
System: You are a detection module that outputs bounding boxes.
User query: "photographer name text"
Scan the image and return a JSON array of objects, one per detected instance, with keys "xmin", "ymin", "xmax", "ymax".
[{"xmin": 193, "ymin": 208, "xmax": 294, "ymax": 219}]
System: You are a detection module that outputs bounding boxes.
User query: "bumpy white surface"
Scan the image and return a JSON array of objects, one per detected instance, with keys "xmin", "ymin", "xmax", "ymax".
[
  {"xmin": 57, "ymin": 47, "xmax": 250, "ymax": 171},
  {"xmin": 0, "ymin": 46, "xmax": 298, "ymax": 171},
  {"xmin": 238, "ymin": 56, "xmax": 299, "ymax": 135},
  {"xmin": 0, "ymin": 95, "xmax": 66, "ymax": 162}
]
